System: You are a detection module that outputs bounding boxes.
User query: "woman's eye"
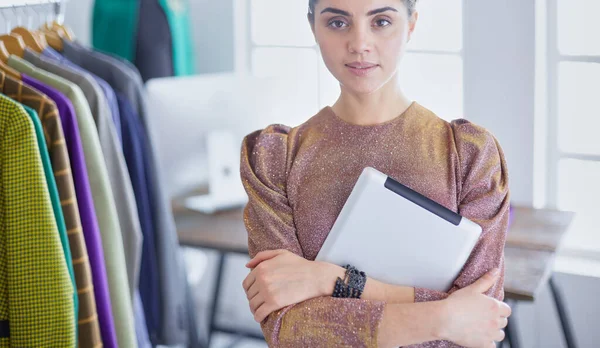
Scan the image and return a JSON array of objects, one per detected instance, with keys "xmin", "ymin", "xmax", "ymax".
[
  {"xmin": 328, "ymin": 20, "xmax": 348, "ymax": 29},
  {"xmin": 374, "ymin": 19, "xmax": 391, "ymax": 27}
]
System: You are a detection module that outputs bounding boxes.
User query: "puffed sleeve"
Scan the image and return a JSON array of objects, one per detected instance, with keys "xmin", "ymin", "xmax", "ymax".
[
  {"xmin": 414, "ymin": 119, "xmax": 510, "ymax": 304},
  {"xmin": 241, "ymin": 124, "xmax": 386, "ymax": 348},
  {"xmin": 408, "ymin": 119, "xmax": 510, "ymax": 348}
]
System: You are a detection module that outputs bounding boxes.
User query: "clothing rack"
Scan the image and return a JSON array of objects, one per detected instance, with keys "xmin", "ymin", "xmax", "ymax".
[
  {"xmin": 0, "ymin": 0, "xmax": 63, "ymax": 9},
  {"xmin": 0, "ymin": 0, "xmax": 67, "ymax": 27}
]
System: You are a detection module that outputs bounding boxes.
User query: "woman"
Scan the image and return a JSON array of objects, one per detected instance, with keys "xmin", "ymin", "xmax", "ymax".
[{"xmin": 240, "ymin": 0, "xmax": 511, "ymax": 347}]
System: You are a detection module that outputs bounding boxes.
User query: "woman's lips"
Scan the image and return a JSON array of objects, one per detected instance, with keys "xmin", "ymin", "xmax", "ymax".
[{"xmin": 345, "ymin": 62, "xmax": 378, "ymax": 77}]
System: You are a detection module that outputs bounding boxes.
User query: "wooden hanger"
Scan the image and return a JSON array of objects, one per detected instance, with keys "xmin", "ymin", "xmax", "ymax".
[
  {"xmin": 0, "ymin": 42, "xmax": 21, "ymax": 80},
  {"xmin": 0, "ymin": 41, "xmax": 9, "ymax": 62},
  {"xmin": 53, "ymin": 21, "xmax": 75, "ymax": 41},
  {"xmin": 40, "ymin": 26, "xmax": 63, "ymax": 51},
  {"xmin": 0, "ymin": 34, "xmax": 26, "ymax": 58},
  {"xmin": 33, "ymin": 31, "xmax": 49, "ymax": 49},
  {"xmin": 11, "ymin": 27, "xmax": 45, "ymax": 53}
]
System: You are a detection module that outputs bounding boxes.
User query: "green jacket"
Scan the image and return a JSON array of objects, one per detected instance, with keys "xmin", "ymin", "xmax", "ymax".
[{"xmin": 0, "ymin": 94, "xmax": 75, "ymax": 347}]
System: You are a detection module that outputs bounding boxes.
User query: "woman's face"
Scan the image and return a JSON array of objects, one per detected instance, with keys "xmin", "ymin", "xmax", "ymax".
[{"xmin": 310, "ymin": 0, "xmax": 417, "ymax": 95}]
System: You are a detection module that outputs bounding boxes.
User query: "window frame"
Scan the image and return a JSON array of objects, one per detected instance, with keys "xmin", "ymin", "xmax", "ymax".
[
  {"xmin": 245, "ymin": 0, "xmax": 465, "ymax": 112},
  {"xmin": 544, "ymin": 0, "xmax": 600, "ymax": 253}
]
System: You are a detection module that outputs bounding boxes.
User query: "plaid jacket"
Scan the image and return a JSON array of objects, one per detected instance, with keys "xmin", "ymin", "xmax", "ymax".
[
  {"xmin": 0, "ymin": 71, "xmax": 101, "ymax": 347},
  {"xmin": 0, "ymin": 94, "xmax": 75, "ymax": 347}
]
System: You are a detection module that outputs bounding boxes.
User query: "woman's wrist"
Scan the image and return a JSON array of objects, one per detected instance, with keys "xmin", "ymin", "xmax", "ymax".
[
  {"xmin": 364, "ymin": 278, "xmax": 415, "ymax": 303},
  {"xmin": 313, "ymin": 261, "xmax": 416, "ymax": 302},
  {"xmin": 431, "ymin": 299, "xmax": 452, "ymax": 341},
  {"xmin": 315, "ymin": 261, "xmax": 346, "ymax": 296}
]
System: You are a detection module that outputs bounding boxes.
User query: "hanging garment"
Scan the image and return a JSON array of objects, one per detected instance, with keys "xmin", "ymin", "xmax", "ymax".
[
  {"xmin": 62, "ymin": 40, "xmax": 164, "ymax": 345},
  {"xmin": 62, "ymin": 40, "xmax": 197, "ymax": 346},
  {"xmin": 92, "ymin": 0, "xmax": 194, "ymax": 79},
  {"xmin": 0, "ymin": 76, "xmax": 77, "ymax": 329},
  {"xmin": 21, "ymin": 75, "xmax": 118, "ymax": 348},
  {"xmin": 36, "ymin": 47, "xmax": 153, "ymax": 347},
  {"xmin": 0, "ymin": 94, "xmax": 75, "ymax": 347},
  {"xmin": 0, "ymin": 71, "xmax": 103, "ymax": 347},
  {"xmin": 116, "ymin": 92, "xmax": 161, "ymax": 345},
  {"xmin": 92, "ymin": 0, "xmax": 139, "ymax": 63},
  {"xmin": 158, "ymin": 0, "xmax": 195, "ymax": 76},
  {"xmin": 22, "ymin": 102, "xmax": 77, "ymax": 340},
  {"xmin": 42, "ymin": 46, "xmax": 123, "ymax": 143},
  {"xmin": 134, "ymin": 291, "xmax": 152, "ymax": 348},
  {"xmin": 135, "ymin": 0, "xmax": 175, "ymax": 82},
  {"xmin": 7, "ymin": 56, "xmax": 137, "ymax": 348},
  {"xmin": 23, "ymin": 49, "xmax": 143, "ymax": 299}
]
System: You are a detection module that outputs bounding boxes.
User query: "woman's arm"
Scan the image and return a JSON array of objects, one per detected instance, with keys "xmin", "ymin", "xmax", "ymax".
[
  {"xmin": 241, "ymin": 127, "xmax": 389, "ymax": 347},
  {"xmin": 379, "ymin": 269, "xmax": 510, "ymax": 348},
  {"xmin": 410, "ymin": 121, "xmax": 511, "ymax": 305},
  {"xmin": 245, "ymin": 253, "xmax": 415, "ymax": 308},
  {"xmin": 319, "ymin": 261, "xmax": 416, "ymax": 303},
  {"xmin": 244, "ymin": 251, "xmax": 510, "ymax": 347}
]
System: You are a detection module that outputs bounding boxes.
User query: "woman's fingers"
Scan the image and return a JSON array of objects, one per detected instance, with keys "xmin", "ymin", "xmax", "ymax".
[
  {"xmin": 249, "ymin": 292, "xmax": 265, "ymax": 314},
  {"xmin": 499, "ymin": 302, "xmax": 512, "ymax": 318},
  {"xmin": 246, "ymin": 249, "xmax": 286, "ymax": 268},
  {"xmin": 254, "ymin": 302, "xmax": 274, "ymax": 323},
  {"xmin": 242, "ymin": 272, "xmax": 256, "ymax": 292},
  {"xmin": 467, "ymin": 268, "xmax": 500, "ymax": 294},
  {"xmin": 247, "ymin": 282, "xmax": 260, "ymax": 301},
  {"xmin": 498, "ymin": 317, "xmax": 508, "ymax": 329},
  {"xmin": 493, "ymin": 330, "xmax": 506, "ymax": 342}
]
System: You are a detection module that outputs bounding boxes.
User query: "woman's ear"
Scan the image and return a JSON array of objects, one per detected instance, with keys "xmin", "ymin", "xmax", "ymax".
[
  {"xmin": 407, "ymin": 11, "xmax": 419, "ymax": 43},
  {"xmin": 308, "ymin": 14, "xmax": 316, "ymax": 37}
]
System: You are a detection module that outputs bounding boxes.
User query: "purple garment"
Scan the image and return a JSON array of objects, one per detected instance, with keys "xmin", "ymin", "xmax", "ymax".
[
  {"xmin": 22, "ymin": 74, "xmax": 119, "ymax": 348},
  {"xmin": 42, "ymin": 47, "xmax": 122, "ymax": 143}
]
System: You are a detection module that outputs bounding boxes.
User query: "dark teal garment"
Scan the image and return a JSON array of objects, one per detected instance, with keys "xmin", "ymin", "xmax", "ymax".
[
  {"xmin": 92, "ymin": 0, "xmax": 139, "ymax": 63},
  {"xmin": 92, "ymin": 0, "xmax": 195, "ymax": 78}
]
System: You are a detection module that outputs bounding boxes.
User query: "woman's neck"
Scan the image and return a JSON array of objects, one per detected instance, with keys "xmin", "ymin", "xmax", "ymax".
[{"xmin": 332, "ymin": 77, "xmax": 413, "ymax": 126}]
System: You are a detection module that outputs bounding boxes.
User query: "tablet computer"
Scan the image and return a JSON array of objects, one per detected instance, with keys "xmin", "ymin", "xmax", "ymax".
[{"xmin": 315, "ymin": 167, "xmax": 482, "ymax": 292}]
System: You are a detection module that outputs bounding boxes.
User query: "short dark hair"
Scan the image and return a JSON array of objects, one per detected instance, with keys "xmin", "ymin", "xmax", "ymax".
[{"xmin": 308, "ymin": 0, "xmax": 419, "ymax": 21}]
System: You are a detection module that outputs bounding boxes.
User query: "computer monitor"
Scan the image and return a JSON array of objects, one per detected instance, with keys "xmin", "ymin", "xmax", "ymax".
[{"xmin": 145, "ymin": 73, "xmax": 313, "ymax": 201}]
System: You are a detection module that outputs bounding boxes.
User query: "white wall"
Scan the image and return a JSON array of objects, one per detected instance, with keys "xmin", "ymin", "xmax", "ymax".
[
  {"xmin": 463, "ymin": 0, "xmax": 536, "ymax": 206},
  {"xmin": 64, "ymin": 0, "xmax": 93, "ymax": 46}
]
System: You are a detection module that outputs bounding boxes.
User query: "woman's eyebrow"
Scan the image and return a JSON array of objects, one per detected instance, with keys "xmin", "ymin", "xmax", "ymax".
[
  {"xmin": 320, "ymin": 7, "xmax": 351, "ymax": 16},
  {"xmin": 319, "ymin": 6, "xmax": 398, "ymax": 17},
  {"xmin": 366, "ymin": 7, "xmax": 398, "ymax": 16}
]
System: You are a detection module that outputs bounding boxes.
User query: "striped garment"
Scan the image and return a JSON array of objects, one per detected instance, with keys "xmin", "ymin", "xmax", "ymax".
[
  {"xmin": 0, "ymin": 71, "xmax": 102, "ymax": 347},
  {"xmin": 0, "ymin": 94, "xmax": 75, "ymax": 347}
]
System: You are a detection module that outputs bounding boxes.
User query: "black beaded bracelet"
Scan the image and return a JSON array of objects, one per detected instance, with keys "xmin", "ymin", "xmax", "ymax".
[
  {"xmin": 331, "ymin": 264, "xmax": 367, "ymax": 299},
  {"xmin": 345, "ymin": 265, "xmax": 366, "ymax": 298}
]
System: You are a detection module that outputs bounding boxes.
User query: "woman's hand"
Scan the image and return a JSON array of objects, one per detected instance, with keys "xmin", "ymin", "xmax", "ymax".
[
  {"xmin": 242, "ymin": 249, "xmax": 327, "ymax": 323},
  {"xmin": 438, "ymin": 268, "xmax": 512, "ymax": 347}
]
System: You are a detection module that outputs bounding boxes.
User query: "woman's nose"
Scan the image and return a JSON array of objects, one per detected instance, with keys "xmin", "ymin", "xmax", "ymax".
[{"xmin": 347, "ymin": 26, "xmax": 372, "ymax": 54}]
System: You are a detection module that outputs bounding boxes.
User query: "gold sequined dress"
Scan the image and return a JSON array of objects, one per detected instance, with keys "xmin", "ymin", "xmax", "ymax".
[{"xmin": 240, "ymin": 101, "xmax": 511, "ymax": 347}]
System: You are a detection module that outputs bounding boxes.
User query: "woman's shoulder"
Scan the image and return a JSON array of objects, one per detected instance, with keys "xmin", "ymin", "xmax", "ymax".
[
  {"xmin": 242, "ymin": 107, "xmax": 330, "ymax": 152},
  {"xmin": 449, "ymin": 117, "xmax": 504, "ymax": 159},
  {"xmin": 414, "ymin": 103, "xmax": 505, "ymax": 164},
  {"xmin": 241, "ymin": 108, "xmax": 330, "ymax": 178}
]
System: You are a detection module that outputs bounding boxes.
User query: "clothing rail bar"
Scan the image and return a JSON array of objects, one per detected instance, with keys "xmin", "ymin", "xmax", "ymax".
[{"xmin": 0, "ymin": 1, "xmax": 63, "ymax": 9}]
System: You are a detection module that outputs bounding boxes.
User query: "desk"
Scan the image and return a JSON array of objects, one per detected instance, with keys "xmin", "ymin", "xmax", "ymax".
[
  {"xmin": 173, "ymin": 201, "xmax": 575, "ymax": 347},
  {"xmin": 502, "ymin": 207, "xmax": 576, "ymax": 348}
]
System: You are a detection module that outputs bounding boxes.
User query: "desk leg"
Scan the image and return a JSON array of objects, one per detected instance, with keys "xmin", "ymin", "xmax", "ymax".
[
  {"xmin": 207, "ymin": 251, "xmax": 226, "ymax": 348},
  {"xmin": 504, "ymin": 299, "xmax": 521, "ymax": 348},
  {"xmin": 549, "ymin": 275, "xmax": 578, "ymax": 348}
]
